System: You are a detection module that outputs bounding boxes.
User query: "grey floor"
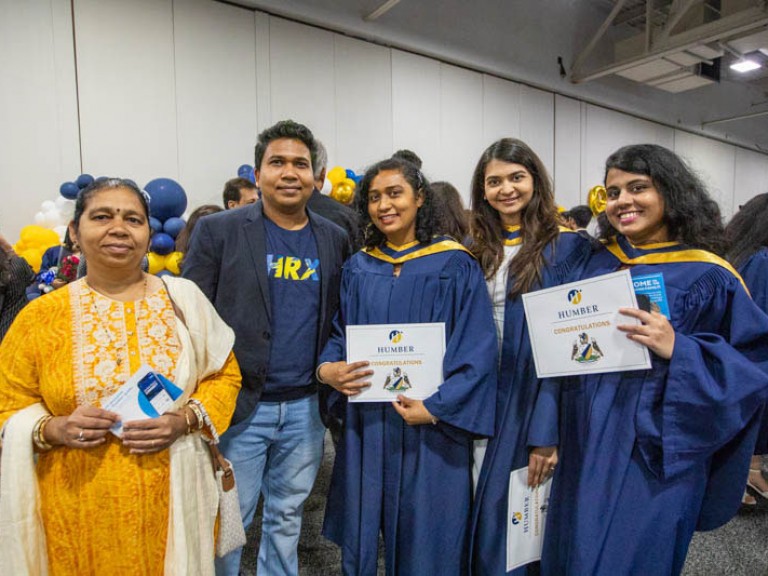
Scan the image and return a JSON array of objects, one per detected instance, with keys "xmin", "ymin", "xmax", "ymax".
[{"xmin": 240, "ymin": 433, "xmax": 768, "ymax": 576}]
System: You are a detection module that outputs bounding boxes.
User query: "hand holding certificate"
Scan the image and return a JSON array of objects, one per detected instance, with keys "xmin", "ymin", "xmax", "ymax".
[
  {"xmin": 345, "ymin": 323, "xmax": 446, "ymax": 403},
  {"xmin": 521, "ymin": 270, "xmax": 652, "ymax": 378}
]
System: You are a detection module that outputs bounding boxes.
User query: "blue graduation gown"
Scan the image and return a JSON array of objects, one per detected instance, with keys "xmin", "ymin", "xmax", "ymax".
[
  {"xmin": 738, "ymin": 247, "xmax": 768, "ymax": 453},
  {"xmin": 543, "ymin": 236, "xmax": 768, "ymax": 575},
  {"xmin": 470, "ymin": 230, "xmax": 592, "ymax": 576},
  {"xmin": 320, "ymin": 239, "xmax": 498, "ymax": 576}
]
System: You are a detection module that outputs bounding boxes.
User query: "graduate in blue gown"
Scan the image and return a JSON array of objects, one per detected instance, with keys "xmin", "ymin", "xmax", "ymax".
[
  {"xmin": 543, "ymin": 144, "xmax": 768, "ymax": 575},
  {"xmin": 725, "ymin": 193, "xmax": 768, "ymax": 505},
  {"xmin": 466, "ymin": 138, "xmax": 592, "ymax": 575},
  {"xmin": 317, "ymin": 158, "xmax": 498, "ymax": 576}
]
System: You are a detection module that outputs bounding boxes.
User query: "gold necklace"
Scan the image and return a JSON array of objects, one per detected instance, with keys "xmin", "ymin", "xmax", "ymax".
[{"xmin": 86, "ymin": 275, "xmax": 148, "ymax": 367}]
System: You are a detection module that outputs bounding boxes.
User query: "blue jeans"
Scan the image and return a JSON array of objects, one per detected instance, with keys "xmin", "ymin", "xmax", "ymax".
[{"xmin": 215, "ymin": 394, "xmax": 326, "ymax": 576}]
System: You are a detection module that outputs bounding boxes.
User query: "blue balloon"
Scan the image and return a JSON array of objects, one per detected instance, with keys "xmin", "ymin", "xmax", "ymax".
[
  {"xmin": 237, "ymin": 164, "xmax": 252, "ymax": 176},
  {"xmin": 345, "ymin": 169, "xmax": 356, "ymax": 179},
  {"xmin": 60, "ymin": 181, "xmax": 80, "ymax": 200},
  {"xmin": 149, "ymin": 217, "xmax": 163, "ymax": 234},
  {"xmin": 144, "ymin": 178, "xmax": 187, "ymax": 221},
  {"xmin": 163, "ymin": 217, "xmax": 185, "ymax": 239},
  {"xmin": 76, "ymin": 174, "xmax": 94, "ymax": 189},
  {"xmin": 150, "ymin": 232, "xmax": 175, "ymax": 255}
]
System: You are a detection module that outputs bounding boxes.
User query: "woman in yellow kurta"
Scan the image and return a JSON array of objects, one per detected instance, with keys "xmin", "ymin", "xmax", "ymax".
[{"xmin": 0, "ymin": 178, "xmax": 241, "ymax": 575}]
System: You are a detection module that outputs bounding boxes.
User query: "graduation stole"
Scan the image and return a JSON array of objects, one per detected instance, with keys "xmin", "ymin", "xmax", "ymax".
[
  {"xmin": 504, "ymin": 225, "xmax": 573, "ymax": 246},
  {"xmin": 604, "ymin": 235, "xmax": 747, "ymax": 291},
  {"xmin": 364, "ymin": 236, "xmax": 472, "ymax": 264},
  {"xmin": 503, "ymin": 225, "xmax": 522, "ymax": 246}
]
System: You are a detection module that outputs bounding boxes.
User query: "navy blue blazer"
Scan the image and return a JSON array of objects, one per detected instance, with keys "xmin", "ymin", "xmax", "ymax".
[{"xmin": 182, "ymin": 201, "xmax": 349, "ymax": 426}]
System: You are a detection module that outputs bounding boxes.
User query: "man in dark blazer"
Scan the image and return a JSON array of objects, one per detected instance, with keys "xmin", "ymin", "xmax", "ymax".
[{"xmin": 183, "ymin": 120, "xmax": 349, "ymax": 576}]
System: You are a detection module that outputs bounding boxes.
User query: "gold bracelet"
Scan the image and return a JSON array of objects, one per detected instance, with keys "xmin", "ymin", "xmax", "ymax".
[
  {"xmin": 33, "ymin": 415, "xmax": 54, "ymax": 451},
  {"xmin": 184, "ymin": 407, "xmax": 193, "ymax": 435},
  {"xmin": 187, "ymin": 402, "xmax": 204, "ymax": 431}
]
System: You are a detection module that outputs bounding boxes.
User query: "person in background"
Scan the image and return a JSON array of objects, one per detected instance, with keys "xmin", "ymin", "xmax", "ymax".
[
  {"xmin": 223, "ymin": 177, "xmax": 259, "ymax": 210},
  {"xmin": 0, "ymin": 232, "xmax": 34, "ymax": 341},
  {"xmin": 27, "ymin": 229, "xmax": 81, "ymax": 298},
  {"xmin": 308, "ymin": 139, "xmax": 360, "ymax": 251},
  {"xmin": 175, "ymin": 204, "xmax": 224, "ymax": 257},
  {"xmin": 317, "ymin": 157, "xmax": 497, "ymax": 575},
  {"xmin": 431, "ymin": 181, "xmax": 469, "ymax": 242},
  {"xmin": 468, "ymin": 138, "xmax": 591, "ymax": 575},
  {"xmin": 725, "ymin": 192, "xmax": 768, "ymax": 507},
  {"xmin": 563, "ymin": 204, "xmax": 592, "ymax": 234},
  {"xmin": 183, "ymin": 120, "xmax": 349, "ymax": 576},
  {"xmin": 543, "ymin": 144, "xmax": 768, "ymax": 575},
  {"xmin": 0, "ymin": 178, "xmax": 241, "ymax": 574}
]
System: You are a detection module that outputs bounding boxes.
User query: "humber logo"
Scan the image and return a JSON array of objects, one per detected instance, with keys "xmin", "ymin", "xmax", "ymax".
[
  {"xmin": 568, "ymin": 289, "xmax": 582, "ymax": 305},
  {"xmin": 389, "ymin": 330, "xmax": 404, "ymax": 344},
  {"xmin": 511, "ymin": 511, "xmax": 523, "ymax": 525}
]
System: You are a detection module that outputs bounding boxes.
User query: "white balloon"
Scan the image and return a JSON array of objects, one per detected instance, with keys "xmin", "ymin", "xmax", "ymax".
[
  {"xmin": 53, "ymin": 225, "xmax": 68, "ymax": 240},
  {"xmin": 44, "ymin": 208, "xmax": 62, "ymax": 228},
  {"xmin": 34, "ymin": 211, "xmax": 46, "ymax": 225},
  {"xmin": 41, "ymin": 200, "xmax": 56, "ymax": 212}
]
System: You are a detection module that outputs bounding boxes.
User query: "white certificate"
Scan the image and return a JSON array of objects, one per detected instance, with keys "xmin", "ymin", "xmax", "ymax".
[
  {"xmin": 506, "ymin": 467, "xmax": 552, "ymax": 572},
  {"xmin": 522, "ymin": 269, "xmax": 651, "ymax": 378},
  {"xmin": 346, "ymin": 322, "xmax": 445, "ymax": 403}
]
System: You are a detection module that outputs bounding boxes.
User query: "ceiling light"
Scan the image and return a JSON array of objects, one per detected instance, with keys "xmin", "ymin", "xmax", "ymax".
[{"xmin": 730, "ymin": 59, "xmax": 761, "ymax": 73}]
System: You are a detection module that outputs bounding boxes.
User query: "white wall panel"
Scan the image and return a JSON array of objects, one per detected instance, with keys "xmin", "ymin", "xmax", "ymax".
[
  {"xmin": 333, "ymin": 35, "xmax": 392, "ymax": 174},
  {"xmin": 519, "ymin": 85, "xmax": 555, "ymax": 177},
  {"xmin": 173, "ymin": 0, "xmax": 258, "ymax": 208},
  {"xmin": 254, "ymin": 12, "xmax": 271, "ymax": 133},
  {"xmin": 0, "ymin": 0, "xmax": 80, "ymax": 242},
  {"xmin": 391, "ymin": 50, "xmax": 441, "ymax": 182},
  {"xmin": 268, "ymin": 18, "xmax": 336, "ymax": 163},
  {"xmin": 554, "ymin": 95, "xmax": 582, "ymax": 208},
  {"xmin": 582, "ymin": 105, "xmax": 675, "ymax": 195},
  {"xmin": 439, "ymin": 64, "xmax": 484, "ymax": 201},
  {"xmin": 482, "ymin": 75, "xmax": 521, "ymax": 146},
  {"xmin": 75, "ymin": 0, "xmax": 178, "ymax": 186},
  {"xmin": 674, "ymin": 130, "xmax": 737, "ymax": 218},
  {"xmin": 733, "ymin": 148, "xmax": 768, "ymax": 213}
]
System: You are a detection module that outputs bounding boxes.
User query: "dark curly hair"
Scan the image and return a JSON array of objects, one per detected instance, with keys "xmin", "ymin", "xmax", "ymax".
[
  {"xmin": 725, "ymin": 192, "xmax": 768, "ymax": 268},
  {"xmin": 469, "ymin": 138, "xmax": 560, "ymax": 296},
  {"xmin": 254, "ymin": 120, "xmax": 317, "ymax": 172},
  {"xmin": 355, "ymin": 157, "xmax": 436, "ymax": 249},
  {"xmin": 598, "ymin": 144, "xmax": 725, "ymax": 255}
]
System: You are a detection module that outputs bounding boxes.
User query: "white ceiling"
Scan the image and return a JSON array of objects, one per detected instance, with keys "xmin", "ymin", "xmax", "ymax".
[{"xmin": 228, "ymin": 0, "xmax": 768, "ymax": 151}]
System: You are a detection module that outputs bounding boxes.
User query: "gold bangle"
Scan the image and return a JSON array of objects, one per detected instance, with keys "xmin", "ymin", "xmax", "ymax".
[
  {"xmin": 184, "ymin": 408, "xmax": 193, "ymax": 435},
  {"xmin": 33, "ymin": 415, "xmax": 54, "ymax": 451}
]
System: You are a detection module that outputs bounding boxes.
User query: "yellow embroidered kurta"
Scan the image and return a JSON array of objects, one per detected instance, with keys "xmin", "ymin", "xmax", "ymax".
[{"xmin": 0, "ymin": 280, "xmax": 241, "ymax": 575}]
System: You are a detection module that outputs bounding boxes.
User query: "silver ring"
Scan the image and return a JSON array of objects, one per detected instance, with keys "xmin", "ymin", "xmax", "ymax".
[{"xmin": 78, "ymin": 429, "xmax": 85, "ymax": 442}]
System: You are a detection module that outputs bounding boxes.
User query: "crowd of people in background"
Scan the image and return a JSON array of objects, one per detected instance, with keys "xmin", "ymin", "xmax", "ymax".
[{"xmin": 0, "ymin": 119, "xmax": 767, "ymax": 576}]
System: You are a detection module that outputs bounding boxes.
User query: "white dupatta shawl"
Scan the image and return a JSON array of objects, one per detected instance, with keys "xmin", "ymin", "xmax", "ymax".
[{"xmin": 0, "ymin": 277, "xmax": 236, "ymax": 576}]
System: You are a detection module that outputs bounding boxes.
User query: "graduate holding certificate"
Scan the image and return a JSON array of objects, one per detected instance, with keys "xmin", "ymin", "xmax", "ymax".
[
  {"xmin": 543, "ymin": 145, "xmax": 768, "ymax": 575},
  {"xmin": 467, "ymin": 138, "xmax": 591, "ymax": 575},
  {"xmin": 316, "ymin": 157, "xmax": 497, "ymax": 576}
]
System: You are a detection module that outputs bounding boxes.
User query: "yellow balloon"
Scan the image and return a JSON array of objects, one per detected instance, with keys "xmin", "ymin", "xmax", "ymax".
[
  {"xmin": 165, "ymin": 251, "xmax": 183, "ymax": 275},
  {"xmin": 331, "ymin": 179, "xmax": 355, "ymax": 205},
  {"xmin": 147, "ymin": 252, "xmax": 166, "ymax": 275},
  {"xmin": 588, "ymin": 185, "xmax": 607, "ymax": 217},
  {"xmin": 19, "ymin": 225, "xmax": 60, "ymax": 251},
  {"xmin": 327, "ymin": 166, "xmax": 346, "ymax": 186},
  {"xmin": 18, "ymin": 248, "xmax": 44, "ymax": 273},
  {"xmin": 557, "ymin": 205, "xmax": 567, "ymax": 213}
]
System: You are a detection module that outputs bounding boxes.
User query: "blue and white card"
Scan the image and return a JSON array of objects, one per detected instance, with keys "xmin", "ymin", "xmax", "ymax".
[
  {"xmin": 631, "ymin": 273, "xmax": 670, "ymax": 318},
  {"xmin": 102, "ymin": 364, "xmax": 183, "ymax": 436}
]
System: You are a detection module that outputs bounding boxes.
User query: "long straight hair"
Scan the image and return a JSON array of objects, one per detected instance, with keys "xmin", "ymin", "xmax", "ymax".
[{"xmin": 469, "ymin": 138, "xmax": 559, "ymax": 297}]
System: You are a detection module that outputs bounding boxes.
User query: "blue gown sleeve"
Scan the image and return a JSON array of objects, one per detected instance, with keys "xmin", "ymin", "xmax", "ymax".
[
  {"xmin": 527, "ymin": 233, "xmax": 593, "ymax": 448},
  {"xmin": 635, "ymin": 266, "xmax": 768, "ymax": 482},
  {"xmin": 423, "ymin": 255, "xmax": 498, "ymax": 438}
]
